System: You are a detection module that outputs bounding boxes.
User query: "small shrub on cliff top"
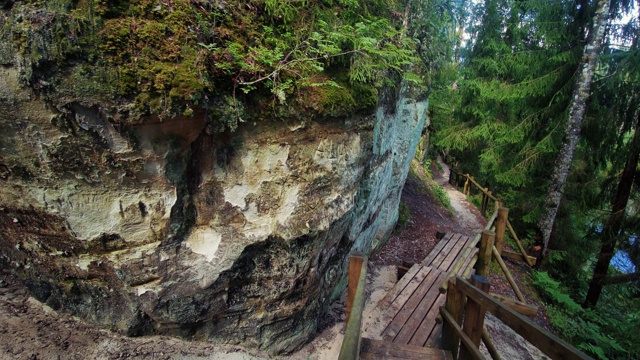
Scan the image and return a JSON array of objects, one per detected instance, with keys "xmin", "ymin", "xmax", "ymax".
[{"xmin": 5, "ymin": 0, "xmax": 421, "ymax": 127}]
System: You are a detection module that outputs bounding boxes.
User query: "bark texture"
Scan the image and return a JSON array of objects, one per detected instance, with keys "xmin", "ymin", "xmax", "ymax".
[{"xmin": 537, "ymin": 0, "xmax": 611, "ymax": 264}]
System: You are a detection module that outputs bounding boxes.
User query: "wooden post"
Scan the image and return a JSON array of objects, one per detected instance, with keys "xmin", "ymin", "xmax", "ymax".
[
  {"xmin": 463, "ymin": 176, "xmax": 469, "ymax": 196},
  {"xmin": 506, "ymin": 220, "xmax": 535, "ymax": 267},
  {"xmin": 449, "ymin": 169, "xmax": 454, "ymax": 185},
  {"xmin": 455, "ymin": 277, "xmax": 592, "ymax": 360},
  {"xmin": 495, "ymin": 208, "xmax": 509, "ymax": 256},
  {"xmin": 339, "ymin": 255, "xmax": 368, "ymax": 360},
  {"xmin": 492, "ymin": 246, "xmax": 526, "ymax": 302},
  {"xmin": 480, "ymin": 193, "xmax": 487, "ymax": 215},
  {"xmin": 459, "ymin": 275, "xmax": 490, "ymax": 360},
  {"xmin": 442, "ymin": 279, "xmax": 465, "ymax": 359},
  {"xmin": 476, "ymin": 230, "xmax": 495, "ymax": 277},
  {"xmin": 346, "ymin": 252, "xmax": 365, "ymax": 324},
  {"xmin": 482, "ymin": 328, "xmax": 502, "ymax": 360},
  {"xmin": 490, "ymin": 293, "xmax": 537, "ymax": 317}
]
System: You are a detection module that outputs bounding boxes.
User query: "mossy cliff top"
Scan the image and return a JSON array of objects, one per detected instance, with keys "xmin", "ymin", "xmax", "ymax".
[{"xmin": 2, "ymin": 0, "xmax": 420, "ymax": 130}]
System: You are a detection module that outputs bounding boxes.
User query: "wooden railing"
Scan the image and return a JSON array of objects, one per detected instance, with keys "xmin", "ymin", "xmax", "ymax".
[
  {"xmin": 449, "ymin": 169, "xmax": 499, "ymax": 217},
  {"xmin": 438, "ymin": 207, "xmax": 537, "ymax": 324},
  {"xmin": 338, "ymin": 252, "xmax": 368, "ymax": 360},
  {"xmin": 440, "ymin": 276, "xmax": 593, "ymax": 360},
  {"xmin": 448, "ymin": 169, "xmax": 536, "ymax": 267}
]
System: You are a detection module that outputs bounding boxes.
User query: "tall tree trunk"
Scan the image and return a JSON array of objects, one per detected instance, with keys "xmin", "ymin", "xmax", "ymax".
[
  {"xmin": 536, "ymin": 0, "xmax": 611, "ymax": 265},
  {"xmin": 454, "ymin": 0, "xmax": 467, "ymax": 64},
  {"xmin": 583, "ymin": 112, "xmax": 640, "ymax": 308}
]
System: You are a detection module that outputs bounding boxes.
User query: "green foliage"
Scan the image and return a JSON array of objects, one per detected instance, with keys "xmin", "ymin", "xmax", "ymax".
[
  {"xmin": 4, "ymin": 0, "xmax": 427, "ymax": 127},
  {"xmin": 532, "ymin": 271, "xmax": 629, "ymax": 360},
  {"xmin": 418, "ymin": 162, "xmax": 451, "ymax": 210},
  {"xmin": 397, "ymin": 201, "xmax": 411, "ymax": 229},
  {"xmin": 434, "ymin": 0, "xmax": 588, "ymax": 223}
]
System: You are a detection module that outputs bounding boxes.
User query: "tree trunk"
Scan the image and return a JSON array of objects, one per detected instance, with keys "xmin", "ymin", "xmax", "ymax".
[
  {"xmin": 536, "ymin": 0, "xmax": 611, "ymax": 265},
  {"xmin": 583, "ymin": 112, "xmax": 640, "ymax": 308},
  {"xmin": 454, "ymin": 0, "xmax": 467, "ymax": 63}
]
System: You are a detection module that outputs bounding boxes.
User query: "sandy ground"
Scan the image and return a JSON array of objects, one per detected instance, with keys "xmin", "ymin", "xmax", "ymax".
[{"xmin": 0, "ymin": 159, "xmax": 553, "ymax": 359}]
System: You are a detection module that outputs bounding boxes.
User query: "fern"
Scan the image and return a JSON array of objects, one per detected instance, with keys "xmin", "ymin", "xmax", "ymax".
[{"xmin": 532, "ymin": 271, "xmax": 628, "ymax": 360}]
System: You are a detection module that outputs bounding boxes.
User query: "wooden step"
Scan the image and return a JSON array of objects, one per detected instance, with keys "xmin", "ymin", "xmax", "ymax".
[{"xmin": 360, "ymin": 338, "xmax": 453, "ymax": 360}]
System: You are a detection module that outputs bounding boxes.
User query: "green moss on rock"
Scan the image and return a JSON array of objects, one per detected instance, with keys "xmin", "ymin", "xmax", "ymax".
[{"xmin": 4, "ymin": 0, "xmax": 418, "ymax": 127}]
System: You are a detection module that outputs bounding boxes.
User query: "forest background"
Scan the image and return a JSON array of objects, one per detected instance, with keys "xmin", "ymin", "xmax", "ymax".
[{"xmin": 428, "ymin": 0, "xmax": 640, "ymax": 359}]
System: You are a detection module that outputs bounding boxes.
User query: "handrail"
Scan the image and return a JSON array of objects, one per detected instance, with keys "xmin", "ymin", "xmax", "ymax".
[
  {"xmin": 445, "ymin": 277, "xmax": 594, "ymax": 360},
  {"xmin": 439, "ymin": 205, "xmax": 499, "ymax": 293},
  {"xmin": 449, "ymin": 168, "xmax": 534, "ymax": 267},
  {"xmin": 450, "ymin": 169, "xmax": 499, "ymax": 202},
  {"xmin": 338, "ymin": 254, "xmax": 368, "ymax": 360}
]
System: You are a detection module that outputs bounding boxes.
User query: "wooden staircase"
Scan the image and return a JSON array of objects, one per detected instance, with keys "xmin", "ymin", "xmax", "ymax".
[
  {"xmin": 360, "ymin": 338, "xmax": 453, "ymax": 360},
  {"xmin": 339, "ymin": 171, "xmax": 593, "ymax": 359}
]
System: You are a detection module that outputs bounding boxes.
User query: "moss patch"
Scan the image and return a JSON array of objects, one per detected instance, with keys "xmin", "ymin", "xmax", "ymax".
[{"xmin": 4, "ymin": 0, "xmax": 418, "ymax": 128}]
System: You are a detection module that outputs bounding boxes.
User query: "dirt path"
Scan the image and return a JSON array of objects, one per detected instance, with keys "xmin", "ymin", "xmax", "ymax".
[{"xmin": 435, "ymin": 156, "xmax": 485, "ymax": 235}]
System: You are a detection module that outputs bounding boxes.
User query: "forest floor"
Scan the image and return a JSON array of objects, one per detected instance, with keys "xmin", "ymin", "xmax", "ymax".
[{"xmin": 0, "ymin": 158, "xmax": 554, "ymax": 359}]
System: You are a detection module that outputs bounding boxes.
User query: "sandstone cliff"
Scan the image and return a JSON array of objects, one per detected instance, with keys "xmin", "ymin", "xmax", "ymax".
[{"xmin": 0, "ymin": 1, "xmax": 428, "ymax": 354}]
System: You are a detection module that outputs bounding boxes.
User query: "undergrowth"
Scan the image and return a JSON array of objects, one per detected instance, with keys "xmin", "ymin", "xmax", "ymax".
[
  {"xmin": 410, "ymin": 160, "xmax": 451, "ymax": 211},
  {"xmin": 397, "ymin": 200, "xmax": 411, "ymax": 229},
  {"xmin": 531, "ymin": 271, "xmax": 638, "ymax": 360}
]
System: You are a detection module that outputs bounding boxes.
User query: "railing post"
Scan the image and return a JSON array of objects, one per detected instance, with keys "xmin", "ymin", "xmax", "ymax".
[
  {"xmin": 459, "ymin": 275, "xmax": 490, "ymax": 360},
  {"xmin": 495, "ymin": 208, "xmax": 509, "ymax": 256},
  {"xmin": 442, "ymin": 279, "xmax": 465, "ymax": 359},
  {"xmin": 489, "ymin": 191, "xmax": 494, "ymax": 214},
  {"xmin": 476, "ymin": 230, "xmax": 495, "ymax": 277},
  {"xmin": 449, "ymin": 169, "xmax": 454, "ymax": 185},
  {"xmin": 346, "ymin": 252, "xmax": 365, "ymax": 324},
  {"xmin": 463, "ymin": 175, "xmax": 470, "ymax": 196},
  {"xmin": 339, "ymin": 254, "xmax": 368, "ymax": 360}
]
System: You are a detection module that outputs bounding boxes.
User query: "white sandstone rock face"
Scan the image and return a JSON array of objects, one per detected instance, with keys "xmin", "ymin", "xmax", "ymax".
[{"xmin": 0, "ymin": 65, "xmax": 428, "ymax": 354}]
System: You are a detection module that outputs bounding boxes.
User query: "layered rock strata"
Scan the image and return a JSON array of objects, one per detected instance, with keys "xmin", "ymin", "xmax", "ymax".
[{"xmin": 0, "ymin": 62, "xmax": 427, "ymax": 353}]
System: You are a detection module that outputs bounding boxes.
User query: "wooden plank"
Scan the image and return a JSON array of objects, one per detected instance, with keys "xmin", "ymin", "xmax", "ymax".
[
  {"xmin": 428, "ymin": 233, "xmax": 461, "ymax": 268},
  {"xmin": 408, "ymin": 290, "xmax": 446, "ymax": 347},
  {"xmin": 378, "ymin": 264, "xmax": 424, "ymax": 310},
  {"xmin": 360, "ymin": 338, "xmax": 453, "ymax": 359},
  {"xmin": 502, "ymin": 250, "xmax": 537, "ymax": 266},
  {"xmin": 422, "ymin": 233, "xmax": 454, "ymax": 266},
  {"xmin": 455, "ymin": 278, "xmax": 594, "ymax": 360},
  {"xmin": 382, "ymin": 266, "xmax": 432, "ymax": 319},
  {"xmin": 383, "ymin": 267, "xmax": 440, "ymax": 341},
  {"xmin": 439, "ymin": 235, "xmax": 473, "ymax": 272},
  {"xmin": 459, "ymin": 276, "xmax": 490, "ymax": 360},
  {"xmin": 397, "ymin": 270, "xmax": 448, "ymax": 345},
  {"xmin": 462, "ymin": 253, "xmax": 478, "ymax": 279},
  {"xmin": 459, "ymin": 248, "xmax": 479, "ymax": 276},
  {"xmin": 339, "ymin": 256, "xmax": 368, "ymax": 360},
  {"xmin": 440, "ymin": 307, "xmax": 486, "ymax": 360},
  {"xmin": 346, "ymin": 253, "xmax": 365, "ymax": 323},
  {"xmin": 490, "ymin": 293, "xmax": 537, "ymax": 317},
  {"xmin": 439, "ymin": 245, "xmax": 478, "ymax": 294}
]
